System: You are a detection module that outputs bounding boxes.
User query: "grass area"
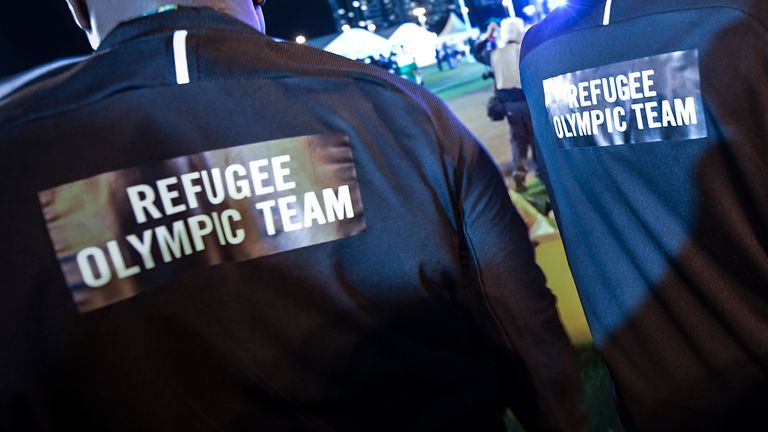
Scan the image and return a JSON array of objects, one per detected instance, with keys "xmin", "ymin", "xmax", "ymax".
[
  {"xmin": 421, "ymin": 61, "xmax": 493, "ymax": 101},
  {"xmin": 514, "ymin": 185, "xmax": 621, "ymax": 429},
  {"xmin": 504, "ymin": 345, "xmax": 626, "ymax": 432}
]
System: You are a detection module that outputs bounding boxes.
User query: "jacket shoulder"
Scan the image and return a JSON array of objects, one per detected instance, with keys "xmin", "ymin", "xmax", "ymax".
[
  {"xmin": 521, "ymin": 0, "xmax": 768, "ymax": 62},
  {"xmin": 0, "ymin": 57, "xmax": 88, "ymax": 103}
]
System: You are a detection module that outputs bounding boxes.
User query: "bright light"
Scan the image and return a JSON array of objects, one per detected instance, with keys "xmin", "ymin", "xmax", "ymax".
[
  {"xmin": 295, "ymin": 35, "xmax": 306, "ymax": 44},
  {"xmin": 523, "ymin": 4, "xmax": 536, "ymax": 15},
  {"xmin": 418, "ymin": 15, "xmax": 427, "ymax": 24},
  {"xmin": 352, "ymin": 1, "xmax": 360, "ymax": 7},
  {"xmin": 548, "ymin": 0, "xmax": 567, "ymax": 8},
  {"xmin": 412, "ymin": 7, "xmax": 426, "ymax": 16},
  {"xmin": 358, "ymin": 20, "xmax": 366, "ymax": 26},
  {"xmin": 367, "ymin": 23, "xmax": 377, "ymax": 32},
  {"xmin": 500, "ymin": 0, "xmax": 514, "ymax": 17},
  {"xmin": 461, "ymin": 6, "xmax": 469, "ymax": 13},
  {"xmin": 341, "ymin": 24, "xmax": 351, "ymax": 32}
]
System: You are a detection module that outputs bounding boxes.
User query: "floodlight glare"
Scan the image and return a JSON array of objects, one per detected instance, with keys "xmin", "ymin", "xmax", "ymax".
[{"xmin": 523, "ymin": 5, "xmax": 536, "ymax": 15}]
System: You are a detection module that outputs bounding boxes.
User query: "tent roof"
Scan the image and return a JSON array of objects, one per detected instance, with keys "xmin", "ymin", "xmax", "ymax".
[
  {"xmin": 387, "ymin": 23, "xmax": 436, "ymax": 44},
  {"xmin": 438, "ymin": 13, "xmax": 468, "ymax": 39},
  {"xmin": 321, "ymin": 28, "xmax": 392, "ymax": 59}
]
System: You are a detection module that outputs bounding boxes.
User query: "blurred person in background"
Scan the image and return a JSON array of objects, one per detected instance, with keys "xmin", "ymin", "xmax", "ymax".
[{"xmin": 475, "ymin": 18, "xmax": 535, "ymax": 192}]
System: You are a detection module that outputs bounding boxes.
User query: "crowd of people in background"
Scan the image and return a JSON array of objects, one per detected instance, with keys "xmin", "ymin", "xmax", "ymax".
[
  {"xmin": 434, "ymin": 42, "xmax": 460, "ymax": 71},
  {"xmin": 356, "ymin": 38, "xmax": 472, "ymax": 85},
  {"xmin": 358, "ymin": 47, "xmax": 423, "ymax": 85},
  {"xmin": 354, "ymin": 19, "xmax": 538, "ymax": 193}
]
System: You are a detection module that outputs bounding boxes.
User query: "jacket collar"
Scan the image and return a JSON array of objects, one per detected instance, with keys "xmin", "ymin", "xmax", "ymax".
[{"xmin": 97, "ymin": 7, "xmax": 260, "ymax": 52}]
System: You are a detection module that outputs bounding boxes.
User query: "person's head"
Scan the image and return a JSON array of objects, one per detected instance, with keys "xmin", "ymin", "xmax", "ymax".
[
  {"xmin": 65, "ymin": 0, "xmax": 265, "ymax": 49},
  {"xmin": 499, "ymin": 17, "xmax": 524, "ymax": 44}
]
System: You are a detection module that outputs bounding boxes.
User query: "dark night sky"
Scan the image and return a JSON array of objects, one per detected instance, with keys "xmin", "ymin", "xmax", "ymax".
[
  {"xmin": 263, "ymin": 1, "xmax": 336, "ymax": 41},
  {"xmin": 1, "ymin": 1, "xmax": 523, "ymax": 78},
  {"xmin": 0, "ymin": 1, "xmax": 337, "ymax": 78}
]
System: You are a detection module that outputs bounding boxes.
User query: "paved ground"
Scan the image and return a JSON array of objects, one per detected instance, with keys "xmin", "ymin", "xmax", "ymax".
[
  {"xmin": 447, "ymin": 86, "xmax": 515, "ymax": 166},
  {"xmin": 420, "ymin": 62, "xmax": 513, "ymax": 165}
]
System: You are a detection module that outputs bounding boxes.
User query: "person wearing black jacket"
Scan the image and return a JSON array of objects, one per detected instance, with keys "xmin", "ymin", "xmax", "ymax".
[
  {"xmin": 0, "ymin": 0, "xmax": 584, "ymax": 430},
  {"xmin": 520, "ymin": 0, "xmax": 768, "ymax": 430}
]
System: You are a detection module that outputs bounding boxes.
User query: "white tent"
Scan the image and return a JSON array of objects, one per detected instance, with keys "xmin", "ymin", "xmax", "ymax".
[
  {"xmin": 437, "ymin": 13, "xmax": 479, "ymax": 44},
  {"xmin": 385, "ymin": 23, "xmax": 439, "ymax": 67},
  {"xmin": 438, "ymin": 13, "xmax": 468, "ymax": 39},
  {"xmin": 321, "ymin": 28, "xmax": 392, "ymax": 60}
]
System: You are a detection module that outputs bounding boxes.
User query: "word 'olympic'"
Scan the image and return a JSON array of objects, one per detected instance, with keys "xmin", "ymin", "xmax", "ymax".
[{"xmin": 75, "ymin": 154, "xmax": 357, "ymax": 288}]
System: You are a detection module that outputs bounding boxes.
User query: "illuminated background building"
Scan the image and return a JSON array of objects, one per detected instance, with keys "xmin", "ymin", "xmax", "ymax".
[
  {"xmin": 324, "ymin": 0, "xmax": 545, "ymax": 33},
  {"xmin": 327, "ymin": 0, "xmax": 460, "ymax": 31}
]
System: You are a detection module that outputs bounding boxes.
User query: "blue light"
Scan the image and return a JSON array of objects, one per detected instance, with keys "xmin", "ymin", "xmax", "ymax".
[{"xmin": 548, "ymin": 0, "xmax": 568, "ymax": 9}]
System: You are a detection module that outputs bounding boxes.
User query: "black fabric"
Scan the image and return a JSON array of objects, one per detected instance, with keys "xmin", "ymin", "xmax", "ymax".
[
  {"xmin": 521, "ymin": 0, "xmax": 768, "ymax": 430},
  {"xmin": 0, "ymin": 8, "xmax": 583, "ymax": 432},
  {"xmin": 496, "ymin": 88, "xmax": 526, "ymax": 103},
  {"xmin": 504, "ymin": 100, "xmax": 534, "ymax": 181},
  {"xmin": 486, "ymin": 94, "xmax": 507, "ymax": 121}
]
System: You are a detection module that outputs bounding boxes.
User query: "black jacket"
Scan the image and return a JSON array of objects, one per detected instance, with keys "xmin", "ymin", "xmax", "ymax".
[
  {"xmin": 0, "ymin": 8, "xmax": 582, "ymax": 431},
  {"xmin": 521, "ymin": 0, "xmax": 768, "ymax": 430}
]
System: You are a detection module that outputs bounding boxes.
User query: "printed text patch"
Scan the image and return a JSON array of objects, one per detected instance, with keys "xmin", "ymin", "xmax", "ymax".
[
  {"xmin": 542, "ymin": 50, "xmax": 708, "ymax": 148},
  {"xmin": 39, "ymin": 134, "xmax": 366, "ymax": 312}
]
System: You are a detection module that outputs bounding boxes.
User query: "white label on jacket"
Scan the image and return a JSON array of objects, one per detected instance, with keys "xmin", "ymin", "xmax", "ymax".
[
  {"xmin": 39, "ymin": 134, "xmax": 366, "ymax": 313},
  {"xmin": 542, "ymin": 50, "xmax": 708, "ymax": 148}
]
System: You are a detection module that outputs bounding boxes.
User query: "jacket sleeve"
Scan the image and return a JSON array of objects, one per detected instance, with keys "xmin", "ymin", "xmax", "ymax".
[{"xmin": 453, "ymin": 127, "xmax": 585, "ymax": 431}]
